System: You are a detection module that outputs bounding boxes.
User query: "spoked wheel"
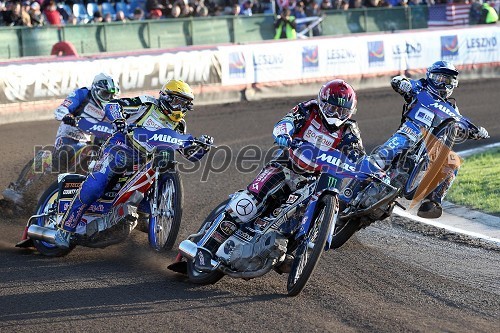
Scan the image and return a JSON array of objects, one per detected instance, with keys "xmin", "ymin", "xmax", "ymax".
[
  {"xmin": 148, "ymin": 171, "xmax": 184, "ymax": 252},
  {"xmin": 403, "ymin": 121, "xmax": 458, "ymax": 200},
  {"xmin": 32, "ymin": 181, "xmax": 74, "ymax": 257},
  {"xmin": 287, "ymin": 194, "xmax": 337, "ymax": 297},
  {"xmin": 186, "ymin": 199, "xmax": 229, "ymax": 285}
]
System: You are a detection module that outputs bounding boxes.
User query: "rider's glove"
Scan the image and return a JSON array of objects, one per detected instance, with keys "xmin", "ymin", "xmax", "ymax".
[
  {"xmin": 472, "ymin": 126, "xmax": 489, "ymax": 140},
  {"xmin": 275, "ymin": 134, "xmax": 292, "ymax": 148},
  {"xmin": 62, "ymin": 114, "xmax": 76, "ymax": 127},
  {"xmin": 398, "ymin": 79, "xmax": 412, "ymax": 94},
  {"xmin": 197, "ymin": 134, "xmax": 214, "ymax": 149},
  {"xmin": 112, "ymin": 118, "xmax": 127, "ymax": 133}
]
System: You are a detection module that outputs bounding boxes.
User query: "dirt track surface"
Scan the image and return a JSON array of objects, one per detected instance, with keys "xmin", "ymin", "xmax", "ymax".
[{"xmin": 1, "ymin": 79, "xmax": 499, "ymax": 332}]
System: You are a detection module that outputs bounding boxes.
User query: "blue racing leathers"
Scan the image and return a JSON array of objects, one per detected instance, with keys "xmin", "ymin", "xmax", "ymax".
[{"xmin": 59, "ymin": 95, "xmax": 210, "ymax": 233}]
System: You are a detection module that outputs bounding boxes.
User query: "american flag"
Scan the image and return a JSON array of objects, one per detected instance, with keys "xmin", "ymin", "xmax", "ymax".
[{"xmin": 428, "ymin": 3, "xmax": 471, "ymax": 27}]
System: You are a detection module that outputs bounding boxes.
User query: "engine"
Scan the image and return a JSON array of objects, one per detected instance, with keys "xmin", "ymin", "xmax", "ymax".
[{"xmin": 228, "ymin": 231, "xmax": 287, "ymax": 272}]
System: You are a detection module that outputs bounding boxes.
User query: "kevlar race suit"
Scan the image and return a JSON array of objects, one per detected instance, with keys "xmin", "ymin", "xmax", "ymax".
[
  {"xmin": 53, "ymin": 87, "xmax": 110, "ymax": 157},
  {"xmin": 59, "ymin": 95, "xmax": 209, "ymax": 234},
  {"xmin": 372, "ymin": 77, "xmax": 466, "ymax": 206},
  {"xmin": 227, "ymin": 99, "xmax": 364, "ymax": 223}
]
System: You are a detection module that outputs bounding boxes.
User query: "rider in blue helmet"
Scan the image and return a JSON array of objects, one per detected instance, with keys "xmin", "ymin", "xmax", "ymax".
[{"xmin": 371, "ymin": 60, "xmax": 489, "ymax": 219}]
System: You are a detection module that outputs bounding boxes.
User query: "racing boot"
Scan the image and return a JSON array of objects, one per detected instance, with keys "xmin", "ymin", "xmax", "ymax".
[
  {"xmin": 54, "ymin": 228, "xmax": 72, "ymax": 249},
  {"xmin": 2, "ymin": 185, "xmax": 24, "ymax": 205},
  {"xmin": 417, "ymin": 199, "xmax": 442, "ymax": 219}
]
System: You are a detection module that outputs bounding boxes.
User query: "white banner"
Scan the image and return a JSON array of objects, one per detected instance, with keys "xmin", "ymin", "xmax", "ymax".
[{"xmin": 219, "ymin": 26, "xmax": 500, "ymax": 86}]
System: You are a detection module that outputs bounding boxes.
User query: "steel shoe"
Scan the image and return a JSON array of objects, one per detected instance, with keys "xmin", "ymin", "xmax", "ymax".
[{"xmin": 417, "ymin": 200, "xmax": 443, "ymax": 219}]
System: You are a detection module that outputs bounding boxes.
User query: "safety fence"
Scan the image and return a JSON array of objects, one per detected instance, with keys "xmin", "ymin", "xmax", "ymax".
[{"xmin": 0, "ymin": 7, "xmax": 431, "ymax": 59}]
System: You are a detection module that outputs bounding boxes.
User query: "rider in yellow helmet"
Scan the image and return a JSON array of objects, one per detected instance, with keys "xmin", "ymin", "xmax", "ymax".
[{"xmin": 53, "ymin": 79, "xmax": 214, "ymax": 249}]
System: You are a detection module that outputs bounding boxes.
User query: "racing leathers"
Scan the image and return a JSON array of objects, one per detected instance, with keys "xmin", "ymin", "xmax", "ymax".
[
  {"xmin": 195, "ymin": 99, "xmax": 364, "ymax": 269},
  {"xmin": 57, "ymin": 95, "xmax": 211, "ymax": 238},
  {"xmin": 54, "ymin": 87, "xmax": 110, "ymax": 157}
]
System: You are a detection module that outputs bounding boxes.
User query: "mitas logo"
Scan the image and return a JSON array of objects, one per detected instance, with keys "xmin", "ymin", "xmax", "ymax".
[
  {"xmin": 148, "ymin": 134, "xmax": 183, "ymax": 145},
  {"xmin": 317, "ymin": 153, "xmax": 356, "ymax": 171},
  {"xmin": 89, "ymin": 124, "xmax": 114, "ymax": 134}
]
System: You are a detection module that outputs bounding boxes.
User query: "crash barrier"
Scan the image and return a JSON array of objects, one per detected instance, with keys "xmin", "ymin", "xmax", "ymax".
[
  {"xmin": 0, "ymin": 25, "xmax": 498, "ymax": 125},
  {"xmin": 0, "ymin": 6, "xmax": 433, "ymax": 59}
]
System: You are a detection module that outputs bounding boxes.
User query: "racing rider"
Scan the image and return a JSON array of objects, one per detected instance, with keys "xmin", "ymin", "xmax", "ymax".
[
  {"xmin": 371, "ymin": 60, "xmax": 489, "ymax": 218},
  {"xmin": 53, "ymin": 79, "xmax": 214, "ymax": 248},
  {"xmin": 193, "ymin": 79, "xmax": 365, "ymax": 271},
  {"xmin": 2, "ymin": 73, "xmax": 120, "ymax": 205}
]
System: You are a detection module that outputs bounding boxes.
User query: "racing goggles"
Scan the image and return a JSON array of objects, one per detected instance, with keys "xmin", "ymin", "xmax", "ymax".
[
  {"xmin": 96, "ymin": 88, "xmax": 119, "ymax": 102},
  {"xmin": 321, "ymin": 101, "xmax": 354, "ymax": 120},
  {"xmin": 159, "ymin": 93, "xmax": 192, "ymax": 112},
  {"xmin": 429, "ymin": 73, "xmax": 458, "ymax": 88}
]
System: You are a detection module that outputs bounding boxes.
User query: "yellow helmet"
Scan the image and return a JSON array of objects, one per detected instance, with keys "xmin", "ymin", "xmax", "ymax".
[{"xmin": 158, "ymin": 79, "xmax": 194, "ymax": 122}]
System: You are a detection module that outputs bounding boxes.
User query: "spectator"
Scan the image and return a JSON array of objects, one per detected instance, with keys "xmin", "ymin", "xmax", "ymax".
[
  {"xmin": 259, "ymin": 0, "xmax": 274, "ymax": 13},
  {"xmin": 479, "ymin": 0, "xmax": 498, "ymax": 23},
  {"xmin": 90, "ymin": 10, "xmax": 103, "ymax": 23},
  {"xmin": 168, "ymin": 4, "xmax": 181, "ymax": 17},
  {"xmin": 131, "ymin": 7, "xmax": 145, "ymax": 20},
  {"xmin": 195, "ymin": 4, "xmax": 208, "ymax": 15},
  {"xmin": 240, "ymin": 0, "xmax": 253, "ymax": 15},
  {"xmin": 305, "ymin": 0, "xmax": 322, "ymax": 35},
  {"xmin": 29, "ymin": 1, "xmax": 45, "ymax": 26},
  {"xmin": 148, "ymin": 7, "xmax": 163, "ymax": 18},
  {"xmin": 115, "ymin": 10, "xmax": 127, "ymax": 21},
  {"xmin": 229, "ymin": 3, "xmax": 240, "ymax": 14},
  {"xmin": 469, "ymin": 0, "xmax": 483, "ymax": 24},
  {"xmin": 350, "ymin": 0, "xmax": 365, "ymax": 8},
  {"xmin": 20, "ymin": 0, "xmax": 32, "ymax": 26},
  {"xmin": 293, "ymin": 2, "xmax": 307, "ymax": 32},
  {"xmin": 2, "ymin": 1, "xmax": 25, "ymax": 26},
  {"xmin": 103, "ymin": 12, "xmax": 112, "ymax": 22},
  {"xmin": 274, "ymin": 7, "xmax": 297, "ymax": 39},
  {"xmin": 146, "ymin": 0, "xmax": 164, "ymax": 12},
  {"xmin": 43, "ymin": 0, "xmax": 62, "ymax": 26},
  {"xmin": 320, "ymin": 0, "xmax": 332, "ymax": 10},
  {"xmin": 66, "ymin": 13, "xmax": 77, "ymax": 24}
]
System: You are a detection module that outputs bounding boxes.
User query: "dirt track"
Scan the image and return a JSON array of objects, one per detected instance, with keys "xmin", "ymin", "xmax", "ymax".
[{"xmin": 0, "ymin": 79, "xmax": 499, "ymax": 332}]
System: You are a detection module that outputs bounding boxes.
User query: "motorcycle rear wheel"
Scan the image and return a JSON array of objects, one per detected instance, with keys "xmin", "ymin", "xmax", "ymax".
[
  {"xmin": 32, "ymin": 181, "xmax": 74, "ymax": 257},
  {"xmin": 186, "ymin": 199, "xmax": 229, "ymax": 285},
  {"xmin": 148, "ymin": 171, "xmax": 184, "ymax": 252},
  {"xmin": 287, "ymin": 194, "xmax": 337, "ymax": 296}
]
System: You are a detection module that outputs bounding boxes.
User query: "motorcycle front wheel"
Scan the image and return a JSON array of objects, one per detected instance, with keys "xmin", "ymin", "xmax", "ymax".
[
  {"xmin": 148, "ymin": 171, "xmax": 184, "ymax": 252},
  {"xmin": 186, "ymin": 199, "xmax": 229, "ymax": 285},
  {"xmin": 32, "ymin": 181, "xmax": 74, "ymax": 257},
  {"xmin": 287, "ymin": 194, "xmax": 337, "ymax": 296},
  {"xmin": 403, "ymin": 121, "xmax": 457, "ymax": 200}
]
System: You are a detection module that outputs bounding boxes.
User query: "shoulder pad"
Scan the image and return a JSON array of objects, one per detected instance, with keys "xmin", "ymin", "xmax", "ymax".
[{"xmin": 138, "ymin": 95, "xmax": 158, "ymax": 105}]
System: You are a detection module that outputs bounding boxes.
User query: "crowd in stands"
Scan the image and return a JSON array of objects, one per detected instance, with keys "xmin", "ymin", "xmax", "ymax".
[{"xmin": 0, "ymin": 0, "xmax": 497, "ymax": 27}]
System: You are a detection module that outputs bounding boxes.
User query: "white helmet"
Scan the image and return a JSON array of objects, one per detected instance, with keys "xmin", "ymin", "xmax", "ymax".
[{"xmin": 91, "ymin": 73, "xmax": 120, "ymax": 107}]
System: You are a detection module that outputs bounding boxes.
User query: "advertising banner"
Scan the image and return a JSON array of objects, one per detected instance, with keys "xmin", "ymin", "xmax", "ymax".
[{"xmin": 0, "ymin": 49, "xmax": 222, "ymax": 104}]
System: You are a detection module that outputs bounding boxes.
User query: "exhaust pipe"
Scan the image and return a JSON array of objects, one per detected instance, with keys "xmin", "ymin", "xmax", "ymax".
[
  {"xmin": 27, "ymin": 225, "xmax": 57, "ymax": 244},
  {"xmin": 178, "ymin": 240, "xmax": 218, "ymax": 267}
]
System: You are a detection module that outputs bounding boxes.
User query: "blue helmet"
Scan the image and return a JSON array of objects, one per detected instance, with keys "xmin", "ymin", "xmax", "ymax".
[{"xmin": 426, "ymin": 61, "xmax": 459, "ymax": 99}]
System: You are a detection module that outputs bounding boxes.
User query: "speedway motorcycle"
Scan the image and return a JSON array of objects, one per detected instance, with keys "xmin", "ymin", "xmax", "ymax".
[
  {"xmin": 16, "ymin": 125, "xmax": 210, "ymax": 256},
  {"xmin": 2, "ymin": 117, "xmax": 114, "ymax": 207},
  {"xmin": 170, "ymin": 140, "xmax": 393, "ymax": 296},
  {"xmin": 330, "ymin": 89, "xmax": 488, "ymax": 249}
]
